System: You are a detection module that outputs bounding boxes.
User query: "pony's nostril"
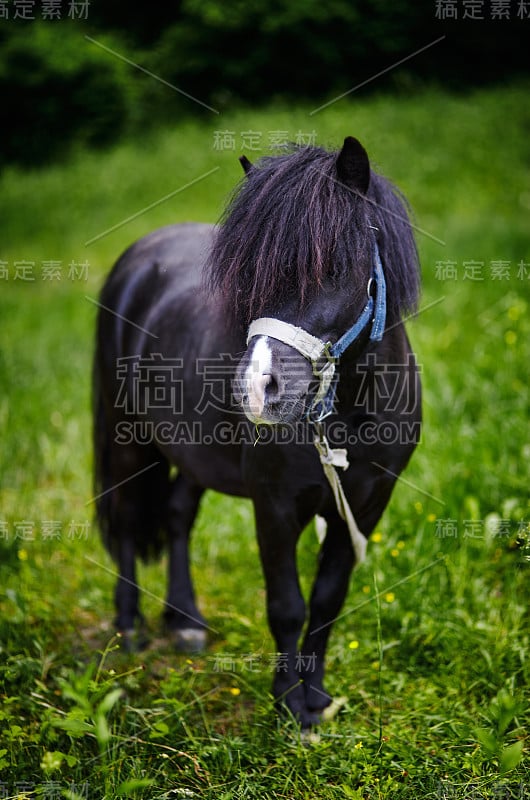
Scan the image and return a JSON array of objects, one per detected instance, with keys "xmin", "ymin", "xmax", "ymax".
[{"xmin": 263, "ymin": 373, "xmax": 279, "ymax": 399}]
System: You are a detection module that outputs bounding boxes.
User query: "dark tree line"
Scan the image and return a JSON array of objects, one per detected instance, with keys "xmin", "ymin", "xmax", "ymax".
[{"xmin": 1, "ymin": 0, "xmax": 528, "ymax": 166}]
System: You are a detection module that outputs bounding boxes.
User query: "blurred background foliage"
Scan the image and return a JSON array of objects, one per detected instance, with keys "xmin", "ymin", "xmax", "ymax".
[{"xmin": 1, "ymin": 0, "xmax": 529, "ymax": 167}]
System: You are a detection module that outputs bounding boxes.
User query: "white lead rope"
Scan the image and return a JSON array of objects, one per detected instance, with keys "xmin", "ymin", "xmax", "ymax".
[{"xmin": 313, "ymin": 427, "xmax": 367, "ymax": 565}]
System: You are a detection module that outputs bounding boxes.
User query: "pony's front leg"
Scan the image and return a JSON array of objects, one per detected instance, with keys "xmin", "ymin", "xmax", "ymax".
[
  {"xmin": 253, "ymin": 500, "xmax": 320, "ymax": 729},
  {"xmin": 300, "ymin": 513, "xmax": 356, "ymax": 713}
]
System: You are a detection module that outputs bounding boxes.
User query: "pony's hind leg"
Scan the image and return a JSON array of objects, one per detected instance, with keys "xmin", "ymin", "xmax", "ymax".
[
  {"xmin": 164, "ymin": 473, "xmax": 206, "ymax": 652},
  {"xmin": 113, "ymin": 502, "xmax": 147, "ymax": 653},
  {"xmin": 105, "ymin": 447, "xmax": 170, "ymax": 652}
]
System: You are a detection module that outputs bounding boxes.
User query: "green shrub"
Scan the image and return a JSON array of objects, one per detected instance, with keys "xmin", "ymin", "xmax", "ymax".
[{"xmin": 0, "ymin": 24, "xmax": 136, "ymax": 166}]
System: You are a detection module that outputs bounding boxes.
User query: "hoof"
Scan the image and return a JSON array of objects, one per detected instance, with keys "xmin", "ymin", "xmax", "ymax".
[
  {"xmin": 172, "ymin": 627, "xmax": 207, "ymax": 653},
  {"xmin": 294, "ymin": 696, "xmax": 348, "ymax": 742},
  {"xmin": 300, "ymin": 729, "xmax": 322, "ymax": 745},
  {"xmin": 321, "ymin": 695, "xmax": 348, "ymax": 722},
  {"xmin": 305, "ymin": 682, "xmax": 332, "ymax": 712},
  {"xmin": 119, "ymin": 628, "xmax": 149, "ymax": 653}
]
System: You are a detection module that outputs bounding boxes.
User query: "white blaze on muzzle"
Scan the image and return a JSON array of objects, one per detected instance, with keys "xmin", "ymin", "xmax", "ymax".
[{"xmin": 244, "ymin": 335, "xmax": 274, "ymax": 419}]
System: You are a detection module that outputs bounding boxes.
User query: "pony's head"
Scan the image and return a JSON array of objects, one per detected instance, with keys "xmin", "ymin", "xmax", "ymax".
[{"xmin": 207, "ymin": 137, "xmax": 420, "ymax": 425}]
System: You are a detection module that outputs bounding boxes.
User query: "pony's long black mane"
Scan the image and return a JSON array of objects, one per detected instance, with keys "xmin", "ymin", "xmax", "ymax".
[{"xmin": 207, "ymin": 144, "xmax": 420, "ymax": 329}]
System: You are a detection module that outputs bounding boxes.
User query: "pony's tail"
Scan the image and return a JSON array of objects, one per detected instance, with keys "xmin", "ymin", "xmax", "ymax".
[
  {"xmin": 91, "ymin": 337, "xmax": 171, "ymax": 562},
  {"xmin": 92, "ymin": 344, "xmax": 114, "ymax": 558}
]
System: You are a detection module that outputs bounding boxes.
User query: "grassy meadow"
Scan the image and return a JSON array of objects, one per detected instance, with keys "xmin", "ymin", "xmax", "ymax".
[{"xmin": 0, "ymin": 84, "xmax": 529, "ymax": 799}]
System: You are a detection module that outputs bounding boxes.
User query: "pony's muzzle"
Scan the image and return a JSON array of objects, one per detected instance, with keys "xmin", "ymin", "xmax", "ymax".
[
  {"xmin": 238, "ymin": 369, "xmax": 284, "ymax": 424},
  {"xmin": 235, "ymin": 335, "xmax": 313, "ymax": 425}
]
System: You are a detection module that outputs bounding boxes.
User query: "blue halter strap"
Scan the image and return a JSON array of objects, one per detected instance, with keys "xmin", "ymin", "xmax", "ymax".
[
  {"xmin": 310, "ymin": 241, "xmax": 386, "ymax": 421},
  {"xmin": 329, "ymin": 241, "xmax": 386, "ymax": 358}
]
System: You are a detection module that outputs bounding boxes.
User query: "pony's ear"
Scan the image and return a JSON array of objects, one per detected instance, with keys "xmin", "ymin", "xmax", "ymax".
[
  {"xmin": 336, "ymin": 136, "xmax": 370, "ymax": 195},
  {"xmin": 239, "ymin": 155, "xmax": 253, "ymax": 175}
]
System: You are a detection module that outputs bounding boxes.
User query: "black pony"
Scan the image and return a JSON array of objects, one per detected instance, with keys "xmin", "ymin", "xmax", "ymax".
[{"xmin": 93, "ymin": 137, "xmax": 421, "ymax": 728}]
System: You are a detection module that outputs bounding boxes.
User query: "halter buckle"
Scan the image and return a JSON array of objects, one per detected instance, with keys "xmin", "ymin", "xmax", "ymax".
[{"xmin": 312, "ymin": 341, "xmax": 335, "ymax": 377}]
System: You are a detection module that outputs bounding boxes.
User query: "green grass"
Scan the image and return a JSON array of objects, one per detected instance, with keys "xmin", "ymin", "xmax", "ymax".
[{"xmin": 1, "ymin": 83, "xmax": 529, "ymax": 799}]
